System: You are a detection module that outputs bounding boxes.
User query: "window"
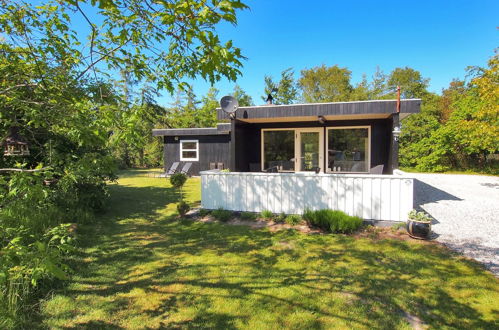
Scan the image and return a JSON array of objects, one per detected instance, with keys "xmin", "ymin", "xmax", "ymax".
[
  {"xmin": 180, "ymin": 140, "xmax": 199, "ymax": 161},
  {"xmin": 262, "ymin": 130, "xmax": 295, "ymax": 171},
  {"xmin": 327, "ymin": 127, "xmax": 370, "ymax": 173}
]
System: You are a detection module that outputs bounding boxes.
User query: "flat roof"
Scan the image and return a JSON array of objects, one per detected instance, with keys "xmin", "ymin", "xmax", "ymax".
[
  {"xmin": 217, "ymin": 99, "xmax": 421, "ymax": 122},
  {"xmin": 152, "ymin": 123, "xmax": 230, "ymax": 137}
]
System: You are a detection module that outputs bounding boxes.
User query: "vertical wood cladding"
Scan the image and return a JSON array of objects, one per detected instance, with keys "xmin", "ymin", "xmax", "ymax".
[{"xmin": 163, "ymin": 135, "xmax": 230, "ymax": 175}]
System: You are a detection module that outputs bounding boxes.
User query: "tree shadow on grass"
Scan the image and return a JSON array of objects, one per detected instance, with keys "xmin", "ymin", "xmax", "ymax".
[{"xmin": 38, "ymin": 178, "xmax": 499, "ymax": 329}]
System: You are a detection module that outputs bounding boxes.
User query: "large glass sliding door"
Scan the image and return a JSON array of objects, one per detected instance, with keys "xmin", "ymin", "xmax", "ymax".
[
  {"xmin": 262, "ymin": 128, "xmax": 323, "ymax": 172},
  {"xmin": 297, "ymin": 129, "xmax": 323, "ymax": 172}
]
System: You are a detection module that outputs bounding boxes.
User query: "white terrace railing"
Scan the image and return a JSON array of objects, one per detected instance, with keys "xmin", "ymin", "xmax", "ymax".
[{"xmin": 200, "ymin": 170, "xmax": 413, "ymax": 222}]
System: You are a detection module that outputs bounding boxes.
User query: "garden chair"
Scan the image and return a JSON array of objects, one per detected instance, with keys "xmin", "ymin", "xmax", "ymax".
[
  {"xmin": 180, "ymin": 162, "xmax": 192, "ymax": 175},
  {"xmin": 369, "ymin": 165, "xmax": 384, "ymax": 174},
  {"xmin": 160, "ymin": 162, "xmax": 179, "ymax": 177}
]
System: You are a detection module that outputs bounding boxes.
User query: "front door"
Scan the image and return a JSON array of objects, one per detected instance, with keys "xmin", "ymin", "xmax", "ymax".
[{"xmin": 296, "ymin": 128, "xmax": 323, "ymax": 172}]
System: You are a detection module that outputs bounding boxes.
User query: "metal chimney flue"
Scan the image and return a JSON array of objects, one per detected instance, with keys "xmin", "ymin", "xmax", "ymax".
[{"xmin": 265, "ymin": 93, "xmax": 273, "ymax": 105}]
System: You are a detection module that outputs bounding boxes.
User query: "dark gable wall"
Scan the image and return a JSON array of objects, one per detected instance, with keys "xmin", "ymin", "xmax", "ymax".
[
  {"xmin": 163, "ymin": 135, "xmax": 230, "ymax": 175},
  {"xmin": 234, "ymin": 118, "xmax": 393, "ymax": 174}
]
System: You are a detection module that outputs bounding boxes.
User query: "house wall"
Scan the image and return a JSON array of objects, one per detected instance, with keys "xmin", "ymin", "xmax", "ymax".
[
  {"xmin": 234, "ymin": 118, "xmax": 393, "ymax": 174},
  {"xmin": 201, "ymin": 171, "xmax": 414, "ymax": 221},
  {"xmin": 163, "ymin": 134, "xmax": 230, "ymax": 175}
]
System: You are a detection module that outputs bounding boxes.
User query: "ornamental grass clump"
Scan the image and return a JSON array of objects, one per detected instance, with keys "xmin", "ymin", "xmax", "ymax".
[
  {"xmin": 303, "ymin": 209, "xmax": 362, "ymax": 233},
  {"xmin": 285, "ymin": 214, "xmax": 302, "ymax": 226},
  {"xmin": 260, "ymin": 209, "xmax": 274, "ymax": 221}
]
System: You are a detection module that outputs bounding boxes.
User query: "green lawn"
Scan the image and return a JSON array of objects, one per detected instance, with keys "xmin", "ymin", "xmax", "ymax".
[{"xmin": 38, "ymin": 170, "xmax": 499, "ymax": 329}]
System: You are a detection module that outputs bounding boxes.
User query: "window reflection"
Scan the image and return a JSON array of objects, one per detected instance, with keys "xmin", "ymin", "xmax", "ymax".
[
  {"xmin": 263, "ymin": 130, "xmax": 295, "ymax": 171},
  {"xmin": 328, "ymin": 128, "xmax": 368, "ymax": 172}
]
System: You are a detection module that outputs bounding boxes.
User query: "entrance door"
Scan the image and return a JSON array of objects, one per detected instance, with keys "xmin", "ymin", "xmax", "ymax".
[{"xmin": 296, "ymin": 128, "xmax": 323, "ymax": 172}]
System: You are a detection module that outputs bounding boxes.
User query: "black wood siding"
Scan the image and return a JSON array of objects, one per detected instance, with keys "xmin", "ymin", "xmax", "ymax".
[
  {"xmin": 234, "ymin": 118, "xmax": 393, "ymax": 174},
  {"xmin": 163, "ymin": 135, "xmax": 230, "ymax": 175}
]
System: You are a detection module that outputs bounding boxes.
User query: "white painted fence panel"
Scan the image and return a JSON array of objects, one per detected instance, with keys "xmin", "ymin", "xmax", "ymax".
[{"xmin": 201, "ymin": 171, "xmax": 414, "ymax": 221}]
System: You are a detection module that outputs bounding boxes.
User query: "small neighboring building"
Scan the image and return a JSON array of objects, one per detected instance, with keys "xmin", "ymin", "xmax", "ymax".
[
  {"xmin": 152, "ymin": 123, "xmax": 231, "ymax": 176},
  {"xmin": 153, "ymin": 99, "xmax": 421, "ymax": 176}
]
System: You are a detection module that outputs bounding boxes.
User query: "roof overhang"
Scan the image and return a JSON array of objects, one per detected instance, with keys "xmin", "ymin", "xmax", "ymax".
[
  {"xmin": 217, "ymin": 99, "xmax": 421, "ymax": 123},
  {"xmin": 152, "ymin": 123, "xmax": 230, "ymax": 137}
]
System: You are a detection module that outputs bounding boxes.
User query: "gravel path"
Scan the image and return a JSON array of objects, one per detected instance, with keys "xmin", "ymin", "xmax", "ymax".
[{"xmin": 412, "ymin": 173, "xmax": 499, "ymax": 275}]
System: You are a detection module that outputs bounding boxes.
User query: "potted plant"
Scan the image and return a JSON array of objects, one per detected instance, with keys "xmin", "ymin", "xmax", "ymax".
[{"xmin": 406, "ymin": 210, "xmax": 432, "ymax": 239}]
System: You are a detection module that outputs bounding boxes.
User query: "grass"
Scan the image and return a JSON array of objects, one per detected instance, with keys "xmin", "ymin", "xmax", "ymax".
[{"xmin": 34, "ymin": 169, "xmax": 499, "ymax": 329}]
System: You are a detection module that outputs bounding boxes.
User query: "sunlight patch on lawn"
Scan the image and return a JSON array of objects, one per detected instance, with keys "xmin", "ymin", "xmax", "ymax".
[{"xmin": 39, "ymin": 171, "xmax": 499, "ymax": 329}]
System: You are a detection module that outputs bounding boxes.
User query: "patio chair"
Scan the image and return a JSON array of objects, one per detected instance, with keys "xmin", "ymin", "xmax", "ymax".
[
  {"xmin": 160, "ymin": 162, "xmax": 179, "ymax": 177},
  {"xmin": 180, "ymin": 162, "xmax": 192, "ymax": 175},
  {"xmin": 217, "ymin": 162, "xmax": 224, "ymax": 170},
  {"xmin": 369, "ymin": 165, "xmax": 384, "ymax": 174},
  {"xmin": 263, "ymin": 166, "xmax": 279, "ymax": 173},
  {"xmin": 209, "ymin": 162, "xmax": 217, "ymax": 170}
]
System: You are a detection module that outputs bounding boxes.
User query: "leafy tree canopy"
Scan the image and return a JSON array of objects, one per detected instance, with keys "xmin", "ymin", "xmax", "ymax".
[
  {"xmin": 261, "ymin": 68, "xmax": 298, "ymax": 104},
  {"xmin": 232, "ymin": 84, "xmax": 254, "ymax": 106},
  {"xmin": 298, "ymin": 64, "xmax": 353, "ymax": 102}
]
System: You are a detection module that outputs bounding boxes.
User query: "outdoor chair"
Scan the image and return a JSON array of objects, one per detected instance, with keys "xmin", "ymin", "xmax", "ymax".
[
  {"xmin": 263, "ymin": 166, "xmax": 279, "ymax": 173},
  {"xmin": 369, "ymin": 165, "xmax": 384, "ymax": 174},
  {"xmin": 160, "ymin": 162, "xmax": 179, "ymax": 177},
  {"xmin": 217, "ymin": 162, "xmax": 224, "ymax": 170},
  {"xmin": 180, "ymin": 162, "xmax": 192, "ymax": 175},
  {"xmin": 209, "ymin": 162, "xmax": 216, "ymax": 170}
]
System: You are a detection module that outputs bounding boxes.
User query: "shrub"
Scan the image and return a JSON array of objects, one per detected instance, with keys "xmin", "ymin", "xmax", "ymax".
[
  {"xmin": 275, "ymin": 212, "xmax": 286, "ymax": 223},
  {"xmin": 198, "ymin": 208, "xmax": 211, "ymax": 217},
  {"xmin": 303, "ymin": 209, "xmax": 362, "ymax": 233},
  {"xmin": 212, "ymin": 208, "xmax": 233, "ymax": 222},
  {"xmin": 170, "ymin": 173, "xmax": 187, "ymax": 190},
  {"xmin": 240, "ymin": 211, "xmax": 256, "ymax": 221},
  {"xmin": 285, "ymin": 214, "xmax": 302, "ymax": 226},
  {"xmin": 260, "ymin": 209, "xmax": 274, "ymax": 220},
  {"xmin": 177, "ymin": 201, "xmax": 190, "ymax": 216}
]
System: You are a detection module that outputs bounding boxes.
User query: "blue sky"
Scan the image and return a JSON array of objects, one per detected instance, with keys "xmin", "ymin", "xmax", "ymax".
[{"xmin": 158, "ymin": 0, "xmax": 498, "ymax": 106}]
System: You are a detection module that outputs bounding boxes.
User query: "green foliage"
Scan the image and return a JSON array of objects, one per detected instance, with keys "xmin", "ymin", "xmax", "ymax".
[
  {"xmin": 303, "ymin": 209, "xmax": 363, "ymax": 233},
  {"xmin": 260, "ymin": 209, "xmax": 274, "ymax": 220},
  {"xmin": 275, "ymin": 212, "xmax": 287, "ymax": 223},
  {"xmin": 262, "ymin": 68, "xmax": 298, "ymax": 104},
  {"xmin": 170, "ymin": 173, "xmax": 188, "ymax": 190},
  {"xmin": 0, "ymin": 171, "xmax": 78, "ymax": 327},
  {"xmin": 0, "ymin": 0, "xmax": 248, "ymax": 325},
  {"xmin": 299, "ymin": 64, "xmax": 353, "ymax": 102},
  {"xmin": 211, "ymin": 208, "xmax": 233, "ymax": 222},
  {"xmin": 232, "ymin": 84, "xmax": 254, "ymax": 106},
  {"xmin": 198, "ymin": 208, "xmax": 211, "ymax": 217},
  {"xmin": 408, "ymin": 210, "xmax": 432, "ymax": 223},
  {"xmin": 240, "ymin": 211, "xmax": 256, "ymax": 221},
  {"xmin": 387, "ymin": 67, "xmax": 430, "ymax": 98},
  {"xmin": 285, "ymin": 214, "xmax": 302, "ymax": 226},
  {"xmin": 400, "ymin": 52, "xmax": 499, "ymax": 173},
  {"xmin": 177, "ymin": 201, "xmax": 190, "ymax": 217}
]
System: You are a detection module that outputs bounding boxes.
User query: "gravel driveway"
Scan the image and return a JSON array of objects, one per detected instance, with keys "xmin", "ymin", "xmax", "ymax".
[{"xmin": 412, "ymin": 173, "xmax": 499, "ymax": 275}]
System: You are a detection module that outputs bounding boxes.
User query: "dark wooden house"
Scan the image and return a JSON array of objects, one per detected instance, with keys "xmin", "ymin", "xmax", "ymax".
[{"xmin": 153, "ymin": 99, "xmax": 421, "ymax": 175}]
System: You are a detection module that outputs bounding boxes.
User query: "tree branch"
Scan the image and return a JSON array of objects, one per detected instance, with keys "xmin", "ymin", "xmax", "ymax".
[
  {"xmin": 0, "ymin": 83, "xmax": 39, "ymax": 95},
  {"xmin": 0, "ymin": 167, "xmax": 51, "ymax": 172}
]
